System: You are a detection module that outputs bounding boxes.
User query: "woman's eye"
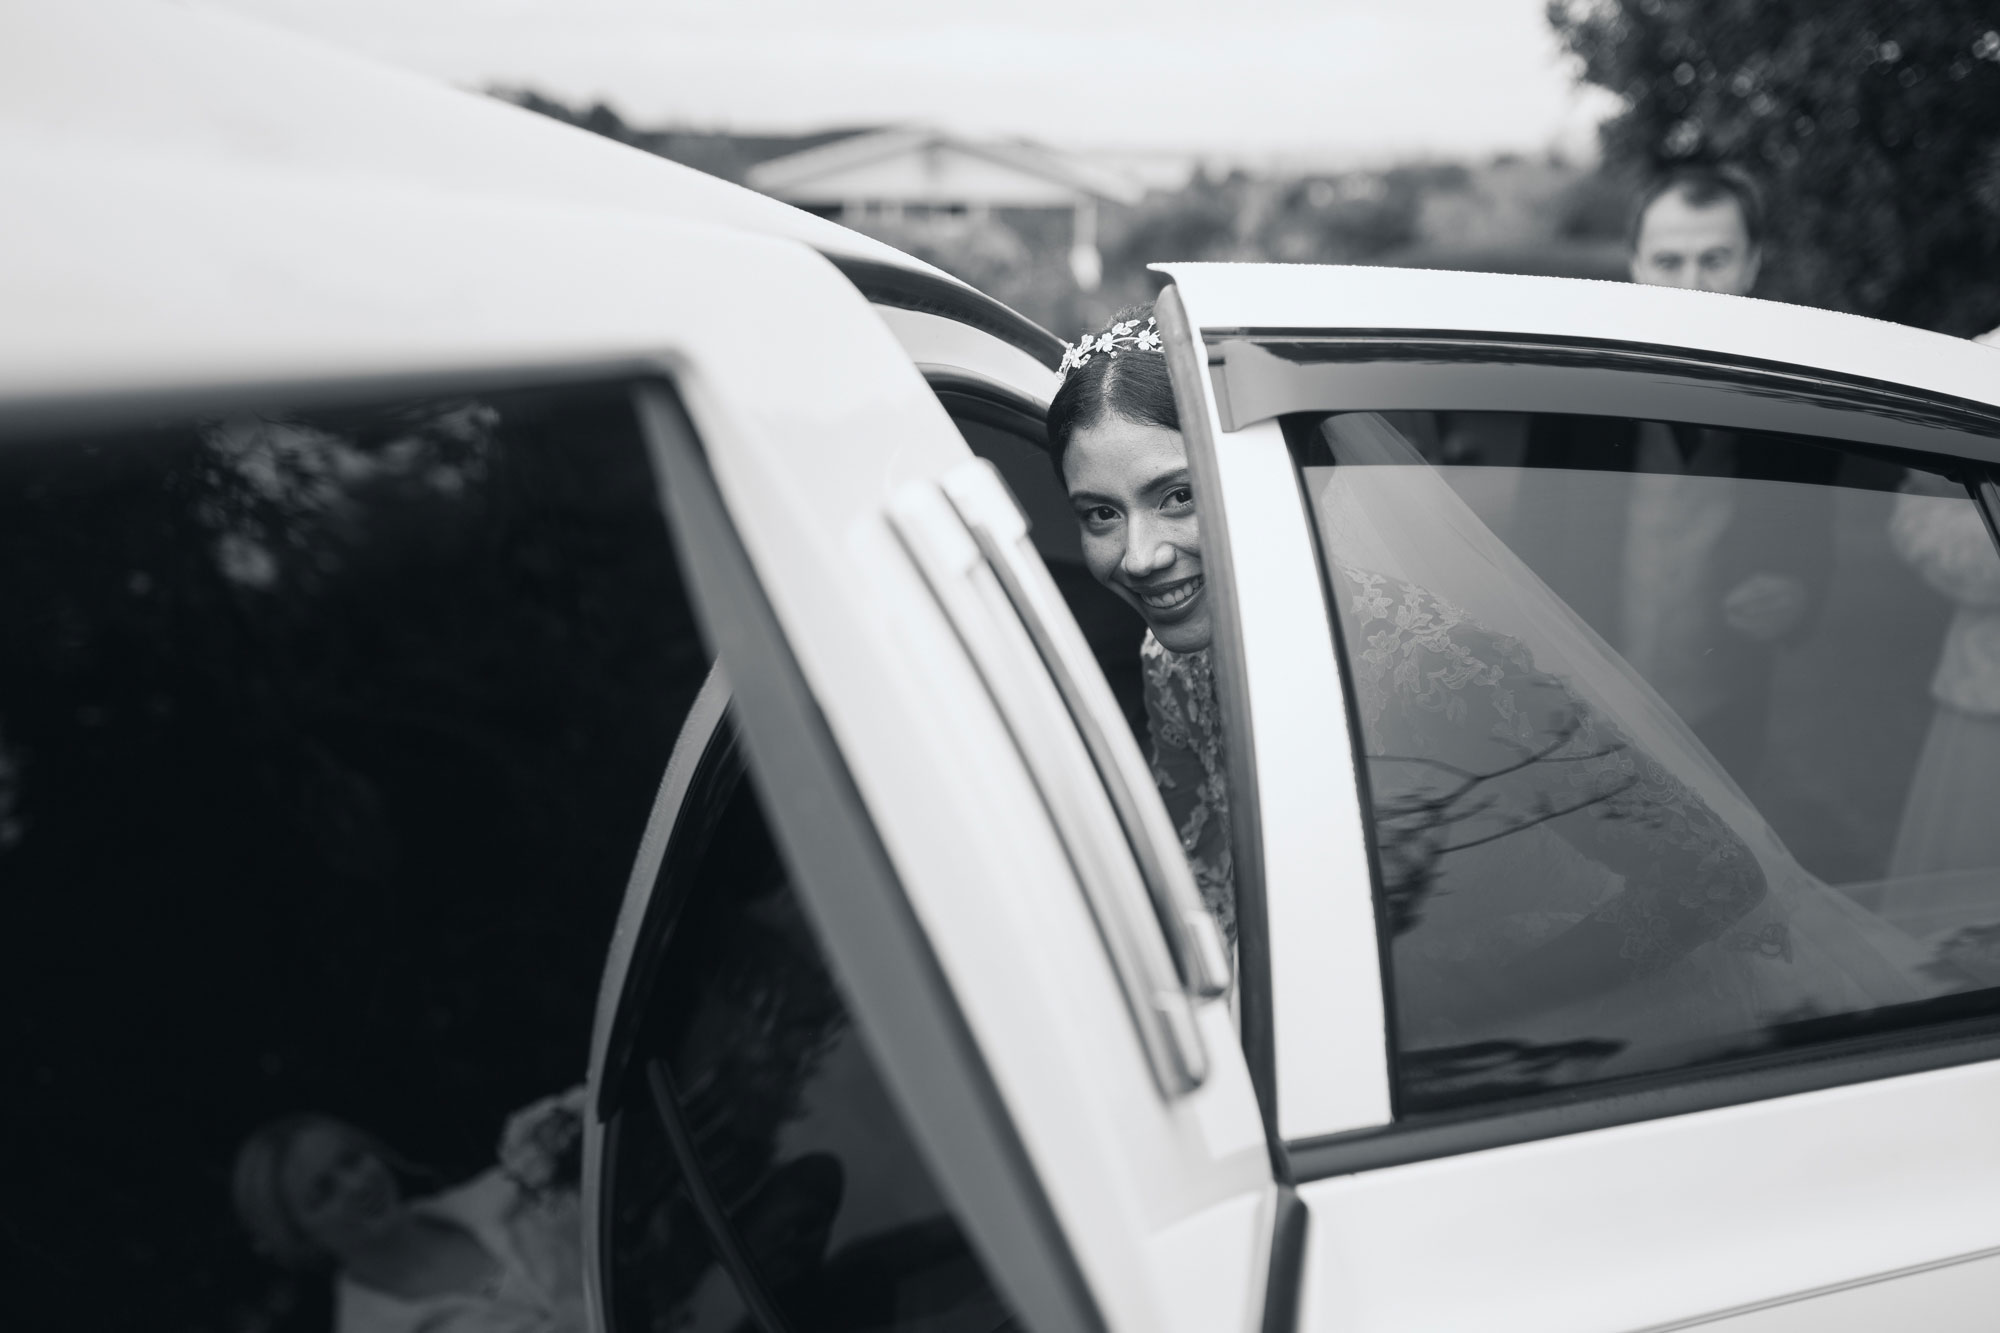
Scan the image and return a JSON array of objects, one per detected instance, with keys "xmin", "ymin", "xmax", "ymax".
[
  {"xmin": 1164, "ymin": 486, "xmax": 1194, "ymax": 508},
  {"xmin": 1080, "ymin": 505, "xmax": 1118, "ymax": 525}
]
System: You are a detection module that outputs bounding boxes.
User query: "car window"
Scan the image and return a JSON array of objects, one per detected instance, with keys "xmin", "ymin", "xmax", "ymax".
[
  {"xmin": 605, "ymin": 727, "xmax": 1021, "ymax": 1333},
  {"xmin": 2, "ymin": 382, "xmax": 707, "ymax": 1332},
  {"xmin": 1286, "ymin": 408, "xmax": 2000, "ymax": 1113}
]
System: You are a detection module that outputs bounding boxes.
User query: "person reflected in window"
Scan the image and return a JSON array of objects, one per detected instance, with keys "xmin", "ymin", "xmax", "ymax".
[
  {"xmin": 1048, "ymin": 304, "xmax": 1235, "ymax": 943},
  {"xmin": 232, "ymin": 1095, "xmax": 586, "ymax": 1333}
]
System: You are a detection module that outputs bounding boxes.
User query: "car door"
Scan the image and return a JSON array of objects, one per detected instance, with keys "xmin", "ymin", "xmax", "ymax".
[
  {"xmin": 1152, "ymin": 264, "xmax": 2000, "ymax": 1332},
  {"xmin": 582, "ymin": 264, "xmax": 1284, "ymax": 1333}
]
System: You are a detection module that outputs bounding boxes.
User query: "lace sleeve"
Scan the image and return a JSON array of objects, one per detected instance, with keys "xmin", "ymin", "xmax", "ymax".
[
  {"xmin": 1141, "ymin": 634, "xmax": 1236, "ymax": 943},
  {"xmin": 1342, "ymin": 569, "xmax": 1767, "ymax": 1009}
]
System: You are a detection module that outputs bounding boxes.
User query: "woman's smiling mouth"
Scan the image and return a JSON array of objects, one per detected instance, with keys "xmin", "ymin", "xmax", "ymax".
[{"xmin": 1136, "ymin": 574, "xmax": 1203, "ymax": 613}]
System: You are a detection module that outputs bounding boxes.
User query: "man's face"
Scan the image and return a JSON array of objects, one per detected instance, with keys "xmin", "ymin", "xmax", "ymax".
[{"xmin": 1630, "ymin": 188, "xmax": 1761, "ymax": 295}]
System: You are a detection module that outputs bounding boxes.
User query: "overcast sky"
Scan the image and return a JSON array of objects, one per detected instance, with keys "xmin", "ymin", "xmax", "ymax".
[{"xmin": 196, "ymin": 0, "xmax": 1618, "ymax": 167}]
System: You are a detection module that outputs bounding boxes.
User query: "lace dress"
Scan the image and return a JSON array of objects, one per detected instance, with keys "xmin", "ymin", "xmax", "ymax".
[
  {"xmin": 334, "ymin": 1172, "xmax": 585, "ymax": 1333},
  {"xmin": 1141, "ymin": 632, "xmax": 1236, "ymax": 944}
]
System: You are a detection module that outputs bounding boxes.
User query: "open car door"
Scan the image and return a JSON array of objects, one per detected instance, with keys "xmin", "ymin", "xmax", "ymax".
[{"xmin": 583, "ymin": 254, "xmax": 1284, "ymax": 1333}]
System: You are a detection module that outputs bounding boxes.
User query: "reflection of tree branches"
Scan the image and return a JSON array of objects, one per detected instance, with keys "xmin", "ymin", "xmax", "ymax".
[
  {"xmin": 1400, "ymin": 1037, "xmax": 1625, "ymax": 1113},
  {"xmin": 1372, "ymin": 715, "xmax": 1633, "ymax": 936}
]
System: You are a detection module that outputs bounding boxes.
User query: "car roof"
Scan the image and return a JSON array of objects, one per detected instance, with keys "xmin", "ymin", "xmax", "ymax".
[
  {"xmin": 1, "ymin": 0, "xmax": 951, "ymax": 272},
  {"xmin": 1160, "ymin": 263, "xmax": 2000, "ymax": 415},
  {"xmin": 0, "ymin": 0, "xmax": 1064, "ymax": 397}
]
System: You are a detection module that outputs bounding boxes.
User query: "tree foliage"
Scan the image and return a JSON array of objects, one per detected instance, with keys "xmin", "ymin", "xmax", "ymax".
[{"xmin": 1550, "ymin": 0, "xmax": 2000, "ymax": 333}]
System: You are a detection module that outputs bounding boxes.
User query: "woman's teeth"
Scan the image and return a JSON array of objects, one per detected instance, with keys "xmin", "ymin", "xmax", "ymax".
[{"xmin": 1140, "ymin": 577, "xmax": 1201, "ymax": 610}]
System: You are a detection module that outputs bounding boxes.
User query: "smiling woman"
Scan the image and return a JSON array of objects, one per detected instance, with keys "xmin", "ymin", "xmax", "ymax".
[
  {"xmin": 234, "ymin": 1110, "xmax": 587, "ymax": 1333},
  {"xmin": 1048, "ymin": 304, "xmax": 1236, "ymax": 942}
]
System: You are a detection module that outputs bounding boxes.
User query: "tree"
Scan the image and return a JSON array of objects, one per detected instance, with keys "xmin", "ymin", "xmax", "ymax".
[{"xmin": 1550, "ymin": 1, "xmax": 2000, "ymax": 334}]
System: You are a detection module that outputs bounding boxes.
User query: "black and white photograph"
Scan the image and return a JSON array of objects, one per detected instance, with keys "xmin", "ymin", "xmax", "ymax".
[{"xmin": 7, "ymin": 2, "xmax": 2000, "ymax": 1331}]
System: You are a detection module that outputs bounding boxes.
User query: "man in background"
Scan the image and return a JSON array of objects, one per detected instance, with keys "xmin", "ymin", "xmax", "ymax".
[
  {"xmin": 1520, "ymin": 165, "xmax": 1834, "ymax": 789},
  {"xmin": 1628, "ymin": 165, "xmax": 1764, "ymax": 294}
]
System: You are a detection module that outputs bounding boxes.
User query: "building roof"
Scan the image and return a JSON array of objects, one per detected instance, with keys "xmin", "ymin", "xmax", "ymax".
[{"xmin": 749, "ymin": 128, "xmax": 1145, "ymax": 208}]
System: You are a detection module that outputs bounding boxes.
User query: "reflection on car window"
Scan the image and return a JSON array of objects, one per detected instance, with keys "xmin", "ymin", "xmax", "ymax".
[
  {"xmin": 2, "ymin": 383, "xmax": 706, "ymax": 1332},
  {"xmin": 605, "ymin": 1091, "xmax": 757, "ymax": 1333},
  {"xmin": 1287, "ymin": 409, "xmax": 2000, "ymax": 1112},
  {"xmin": 610, "ymin": 739, "xmax": 1019, "ymax": 1333}
]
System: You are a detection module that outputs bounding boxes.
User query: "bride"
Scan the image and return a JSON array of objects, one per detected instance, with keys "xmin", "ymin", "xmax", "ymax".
[{"xmin": 1047, "ymin": 304, "xmax": 1949, "ymax": 1091}]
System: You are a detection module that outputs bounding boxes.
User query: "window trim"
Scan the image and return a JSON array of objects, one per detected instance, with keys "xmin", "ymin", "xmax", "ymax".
[
  {"xmin": 1203, "ymin": 328, "xmax": 2000, "ymax": 448},
  {"xmin": 1269, "ymin": 391, "xmax": 2000, "ymax": 1178},
  {"xmin": 591, "ymin": 670, "xmax": 736, "ymax": 1123},
  {"xmin": 1292, "ymin": 1017, "xmax": 2000, "ymax": 1180}
]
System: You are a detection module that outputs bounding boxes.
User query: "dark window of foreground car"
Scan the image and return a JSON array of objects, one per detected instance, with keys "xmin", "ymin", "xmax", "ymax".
[
  {"xmin": 0, "ymin": 381, "xmax": 707, "ymax": 1333},
  {"xmin": 604, "ymin": 733, "xmax": 1022, "ymax": 1333},
  {"xmin": 1286, "ymin": 408, "xmax": 2000, "ymax": 1119}
]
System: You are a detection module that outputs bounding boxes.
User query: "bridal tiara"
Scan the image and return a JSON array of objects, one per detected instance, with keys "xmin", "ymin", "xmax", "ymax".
[{"xmin": 1056, "ymin": 316, "xmax": 1163, "ymax": 385}]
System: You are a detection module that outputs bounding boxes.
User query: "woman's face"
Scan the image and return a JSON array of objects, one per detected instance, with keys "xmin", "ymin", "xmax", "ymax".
[
  {"xmin": 1063, "ymin": 415, "xmax": 1211, "ymax": 653},
  {"xmin": 279, "ymin": 1122, "xmax": 405, "ymax": 1260}
]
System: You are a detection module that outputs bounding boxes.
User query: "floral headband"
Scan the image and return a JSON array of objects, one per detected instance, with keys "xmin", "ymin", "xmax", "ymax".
[{"xmin": 1056, "ymin": 316, "xmax": 1163, "ymax": 385}]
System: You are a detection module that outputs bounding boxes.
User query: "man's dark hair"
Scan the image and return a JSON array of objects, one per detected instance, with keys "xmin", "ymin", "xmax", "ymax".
[{"xmin": 1627, "ymin": 165, "xmax": 1766, "ymax": 252}]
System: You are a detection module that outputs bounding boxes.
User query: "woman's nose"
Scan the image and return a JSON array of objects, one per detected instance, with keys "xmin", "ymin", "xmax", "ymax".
[{"xmin": 1121, "ymin": 530, "xmax": 1174, "ymax": 579}]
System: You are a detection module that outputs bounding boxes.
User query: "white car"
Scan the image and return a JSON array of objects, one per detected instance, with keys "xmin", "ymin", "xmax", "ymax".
[{"xmin": 13, "ymin": 6, "xmax": 2000, "ymax": 1333}]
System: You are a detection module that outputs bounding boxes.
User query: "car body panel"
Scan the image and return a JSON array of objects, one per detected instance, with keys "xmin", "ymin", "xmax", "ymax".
[
  {"xmin": 1298, "ymin": 1056, "xmax": 2000, "ymax": 1332},
  {"xmin": 0, "ymin": 0, "xmax": 937, "ymax": 276}
]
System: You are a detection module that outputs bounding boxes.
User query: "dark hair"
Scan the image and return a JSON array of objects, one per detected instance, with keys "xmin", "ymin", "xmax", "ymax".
[
  {"xmin": 1627, "ymin": 164, "xmax": 1766, "ymax": 251},
  {"xmin": 1045, "ymin": 302, "xmax": 1180, "ymax": 483}
]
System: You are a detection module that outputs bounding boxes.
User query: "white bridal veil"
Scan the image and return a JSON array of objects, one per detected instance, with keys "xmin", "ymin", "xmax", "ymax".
[{"xmin": 1303, "ymin": 412, "xmax": 1942, "ymax": 1054}]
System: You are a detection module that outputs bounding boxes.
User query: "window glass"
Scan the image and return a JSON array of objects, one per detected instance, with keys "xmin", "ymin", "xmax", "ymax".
[
  {"xmin": 1288, "ymin": 408, "xmax": 2000, "ymax": 1112},
  {"xmin": 616, "ymin": 743, "xmax": 1020, "ymax": 1333},
  {"xmin": 2, "ymin": 383, "xmax": 706, "ymax": 1331},
  {"xmin": 603, "ymin": 1098, "xmax": 757, "ymax": 1333}
]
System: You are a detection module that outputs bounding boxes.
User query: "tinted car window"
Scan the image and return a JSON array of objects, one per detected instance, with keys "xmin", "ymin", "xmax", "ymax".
[
  {"xmin": 2, "ymin": 383, "xmax": 705, "ymax": 1331},
  {"xmin": 1288, "ymin": 408, "xmax": 2000, "ymax": 1112},
  {"xmin": 606, "ymin": 734, "xmax": 1019, "ymax": 1333}
]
